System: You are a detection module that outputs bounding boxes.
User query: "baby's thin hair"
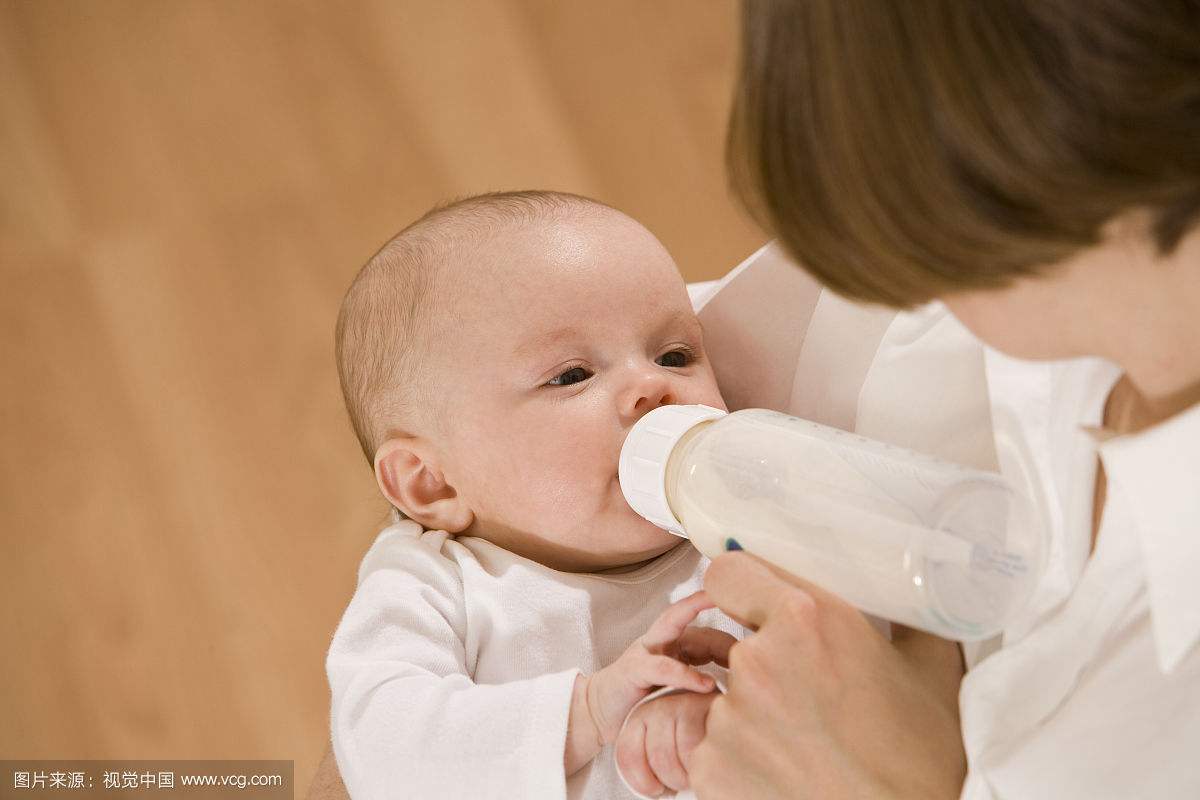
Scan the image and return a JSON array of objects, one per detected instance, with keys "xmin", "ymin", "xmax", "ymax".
[{"xmin": 335, "ymin": 189, "xmax": 613, "ymax": 465}]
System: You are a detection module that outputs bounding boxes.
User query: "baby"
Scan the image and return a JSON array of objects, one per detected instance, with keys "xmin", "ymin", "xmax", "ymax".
[{"xmin": 326, "ymin": 190, "xmax": 747, "ymax": 800}]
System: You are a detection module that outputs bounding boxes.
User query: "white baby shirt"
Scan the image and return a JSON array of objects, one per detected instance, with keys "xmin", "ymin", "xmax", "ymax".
[{"xmin": 326, "ymin": 520, "xmax": 745, "ymax": 800}]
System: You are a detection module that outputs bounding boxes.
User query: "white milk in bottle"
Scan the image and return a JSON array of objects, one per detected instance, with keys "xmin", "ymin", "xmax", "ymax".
[{"xmin": 618, "ymin": 404, "xmax": 1045, "ymax": 640}]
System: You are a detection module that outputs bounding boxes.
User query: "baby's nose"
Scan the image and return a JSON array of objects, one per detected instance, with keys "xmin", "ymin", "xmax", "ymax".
[{"xmin": 622, "ymin": 371, "xmax": 676, "ymax": 420}]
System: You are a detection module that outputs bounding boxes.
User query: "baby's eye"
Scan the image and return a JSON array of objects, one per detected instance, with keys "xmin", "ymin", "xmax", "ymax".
[
  {"xmin": 547, "ymin": 366, "xmax": 593, "ymax": 387},
  {"xmin": 656, "ymin": 349, "xmax": 692, "ymax": 368}
]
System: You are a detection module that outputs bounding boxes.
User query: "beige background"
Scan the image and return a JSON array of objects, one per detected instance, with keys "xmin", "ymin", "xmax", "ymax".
[{"xmin": 0, "ymin": 1, "xmax": 765, "ymax": 793}]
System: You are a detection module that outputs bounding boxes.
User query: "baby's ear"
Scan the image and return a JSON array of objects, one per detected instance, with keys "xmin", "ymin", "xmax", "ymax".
[{"xmin": 373, "ymin": 437, "xmax": 474, "ymax": 533}]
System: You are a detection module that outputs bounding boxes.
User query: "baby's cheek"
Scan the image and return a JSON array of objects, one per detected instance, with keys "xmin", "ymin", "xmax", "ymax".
[
  {"xmin": 694, "ymin": 366, "xmax": 727, "ymax": 411},
  {"xmin": 529, "ymin": 417, "xmax": 609, "ymax": 469},
  {"xmin": 492, "ymin": 408, "xmax": 614, "ymax": 515},
  {"xmin": 510, "ymin": 436, "xmax": 596, "ymax": 496}
]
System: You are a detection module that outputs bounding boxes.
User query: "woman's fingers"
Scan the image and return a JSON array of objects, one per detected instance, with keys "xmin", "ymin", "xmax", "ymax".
[
  {"xmin": 671, "ymin": 626, "xmax": 738, "ymax": 668},
  {"xmin": 704, "ymin": 551, "xmax": 834, "ymax": 631},
  {"xmin": 640, "ymin": 590, "xmax": 715, "ymax": 650},
  {"xmin": 615, "ymin": 718, "xmax": 664, "ymax": 798}
]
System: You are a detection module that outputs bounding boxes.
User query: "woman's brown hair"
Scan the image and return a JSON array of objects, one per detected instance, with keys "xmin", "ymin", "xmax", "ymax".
[{"xmin": 728, "ymin": 0, "xmax": 1200, "ymax": 307}]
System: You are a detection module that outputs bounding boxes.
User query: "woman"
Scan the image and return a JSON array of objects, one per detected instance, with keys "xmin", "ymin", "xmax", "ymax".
[{"xmin": 680, "ymin": 1, "xmax": 1200, "ymax": 798}]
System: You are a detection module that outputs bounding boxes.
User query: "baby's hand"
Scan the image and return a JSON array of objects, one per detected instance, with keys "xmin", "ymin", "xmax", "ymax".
[
  {"xmin": 616, "ymin": 690, "xmax": 718, "ymax": 796},
  {"xmin": 583, "ymin": 591, "xmax": 735, "ymax": 745}
]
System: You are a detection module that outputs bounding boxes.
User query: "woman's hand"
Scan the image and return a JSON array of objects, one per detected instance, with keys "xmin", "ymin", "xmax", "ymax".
[{"xmin": 689, "ymin": 553, "xmax": 966, "ymax": 800}]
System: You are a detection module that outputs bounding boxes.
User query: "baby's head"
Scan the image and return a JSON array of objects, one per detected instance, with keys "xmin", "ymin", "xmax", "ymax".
[{"xmin": 336, "ymin": 191, "xmax": 726, "ymax": 572}]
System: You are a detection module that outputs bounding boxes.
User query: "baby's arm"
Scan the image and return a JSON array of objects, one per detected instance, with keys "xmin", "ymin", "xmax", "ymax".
[{"xmin": 327, "ymin": 534, "xmax": 583, "ymax": 800}]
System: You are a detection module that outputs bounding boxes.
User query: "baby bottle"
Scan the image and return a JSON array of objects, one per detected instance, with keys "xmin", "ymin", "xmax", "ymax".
[{"xmin": 618, "ymin": 405, "xmax": 1045, "ymax": 641}]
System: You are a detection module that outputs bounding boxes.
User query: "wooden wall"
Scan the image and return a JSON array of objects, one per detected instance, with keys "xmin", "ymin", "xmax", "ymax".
[{"xmin": 0, "ymin": 1, "xmax": 764, "ymax": 791}]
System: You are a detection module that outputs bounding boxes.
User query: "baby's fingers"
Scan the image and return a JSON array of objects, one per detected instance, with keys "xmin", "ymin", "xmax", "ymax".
[
  {"xmin": 640, "ymin": 591, "xmax": 715, "ymax": 652},
  {"xmin": 647, "ymin": 706, "xmax": 689, "ymax": 792},
  {"xmin": 615, "ymin": 719, "xmax": 664, "ymax": 798},
  {"xmin": 675, "ymin": 695, "xmax": 713, "ymax": 772},
  {"xmin": 671, "ymin": 626, "xmax": 738, "ymax": 668},
  {"xmin": 639, "ymin": 655, "xmax": 715, "ymax": 694}
]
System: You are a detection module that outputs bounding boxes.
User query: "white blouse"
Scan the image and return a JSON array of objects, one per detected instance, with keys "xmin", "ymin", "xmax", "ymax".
[{"xmin": 959, "ymin": 352, "xmax": 1200, "ymax": 798}]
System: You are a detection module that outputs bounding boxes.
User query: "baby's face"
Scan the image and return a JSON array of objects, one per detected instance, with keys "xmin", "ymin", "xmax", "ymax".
[{"xmin": 430, "ymin": 209, "xmax": 725, "ymax": 571}]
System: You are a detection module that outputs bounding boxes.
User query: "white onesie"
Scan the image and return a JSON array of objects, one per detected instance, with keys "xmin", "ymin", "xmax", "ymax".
[{"xmin": 326, "ymin": 518, "xmax": 746, "ymax": 800}]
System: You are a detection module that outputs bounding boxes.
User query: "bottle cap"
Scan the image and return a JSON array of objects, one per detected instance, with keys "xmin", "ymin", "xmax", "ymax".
[{"xmin": 618, "ymin": 404, "xmax": 727, "ymax": 536}]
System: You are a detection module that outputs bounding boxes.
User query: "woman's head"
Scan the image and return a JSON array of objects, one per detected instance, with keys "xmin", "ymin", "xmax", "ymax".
[{"xmin": 728, "ymin": 0, "xmax": 1200, "ymax": 312}]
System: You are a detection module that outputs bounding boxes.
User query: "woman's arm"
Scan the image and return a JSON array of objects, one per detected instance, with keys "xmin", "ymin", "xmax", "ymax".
[{"xmin": 690, "ymin": 552, "xmax": 966, "ymax": 800}]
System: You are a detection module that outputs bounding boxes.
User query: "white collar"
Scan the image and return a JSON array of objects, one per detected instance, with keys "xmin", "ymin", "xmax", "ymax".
[{"xmin": 1095, "ymin": 401, "xmax": 1200, "ymax": 673}]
